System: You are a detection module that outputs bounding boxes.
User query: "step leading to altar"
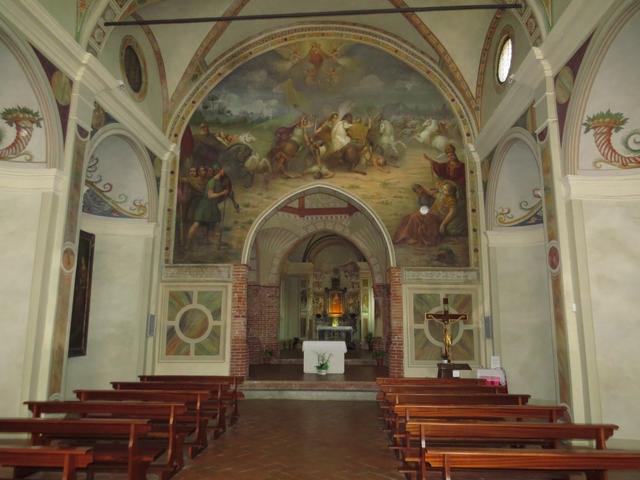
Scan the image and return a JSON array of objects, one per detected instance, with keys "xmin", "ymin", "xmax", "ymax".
[{"xmin": 242, "ymin": 365, "xmax": 385, "ymax": 400}]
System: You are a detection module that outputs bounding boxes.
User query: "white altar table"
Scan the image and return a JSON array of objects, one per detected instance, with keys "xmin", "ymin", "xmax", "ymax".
[{"xmin": 302, "ymin": 341, "xmax": 347, "ymax": 374}]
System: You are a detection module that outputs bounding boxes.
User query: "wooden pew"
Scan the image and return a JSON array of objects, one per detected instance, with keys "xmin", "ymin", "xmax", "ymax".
[
  {"xmin": 25, "ymin": 400, "xmax": 186, "ymax": 479},
  {"xmin": 376, "ymin": 377, "xmax": 489, "ymax": 386},
  {"xmin": 138, "ymin": 375, "xmax": 243, "ymax": 423},
  {"xmin": 416, "ymin": 448, "xmax": 640, "ymax": 480},
  {"xmin": 110, "ymin": 381, "xmax": 228, "ymax": 433},
  {"xmin": 74, "ymin": 389, "xmax": 212, "ymax": 458},
  {"xmin": 377, "ymin": 384, "xmax": 508, "ymax": 401},
  {"xmin": 404, "ymin": 420, "xmax": 618, "ymax": 450},
  {"xmin": 0, "ymin": 418, "xmax": 154, "ymax": 480},
  {"xmin": 388, "ymin": 404, "xmax": 570, "ymax": 450},
  {"xmin": 402, "ymin": 421, "xmax": 621, "ymax": 479},
  {"xmin": 0, "ymin": 446, "xmax": 93, "ymax": 480},
  {"xmin": 380, "ymin": 393, "xmax": 530, "ymax": 430}
]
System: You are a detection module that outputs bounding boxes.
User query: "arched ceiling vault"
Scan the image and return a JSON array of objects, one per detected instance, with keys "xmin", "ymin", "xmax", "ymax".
[{"xmin": 82, "ymin": 0, "xmax": 546, "ymax": 132}]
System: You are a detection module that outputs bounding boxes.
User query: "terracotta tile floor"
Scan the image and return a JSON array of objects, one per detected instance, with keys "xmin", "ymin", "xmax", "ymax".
[
  {"xmin": 3, "ymin": 400, "xmax": 637, "ymax": 480},
  {"xmin": 176, "ymin": 400, "xmax": 402, "ymax": 480}
]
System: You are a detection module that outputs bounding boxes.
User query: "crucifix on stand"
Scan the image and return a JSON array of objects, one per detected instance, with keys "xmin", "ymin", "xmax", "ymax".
[{"xmin": 425, "ymin": 296, "xmax": 471, "ymax": 378}]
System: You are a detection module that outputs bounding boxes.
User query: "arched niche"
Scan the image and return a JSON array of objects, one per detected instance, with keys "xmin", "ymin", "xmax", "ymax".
[
  {"xmin": 563, "ymin": 1, "xmax": 640, "ymax": 175},
  {"xmin": 82, "ymin": 124, "xmax": 158, "ymax": 221},
  {"xmin": 243, "ymin": 183, "xmax": 395, "ymax": 286},
  {"xmin": 486, "ymin": 127, "xmax": 543, "ymax": 230},
  {"xmin": 483, "ymin": 127, "xmax": 557, "ymax": 403},
  {"xmin": 0, "ymin": 20, "xmax": 63, "ymax": 169}
]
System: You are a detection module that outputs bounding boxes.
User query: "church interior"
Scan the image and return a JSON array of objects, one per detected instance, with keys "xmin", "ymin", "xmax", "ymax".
[{"xmin": 1, "ymin": 0, "xmax": 639, "ymax": 478}]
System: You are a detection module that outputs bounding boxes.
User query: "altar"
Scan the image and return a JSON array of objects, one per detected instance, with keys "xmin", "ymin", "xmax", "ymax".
[
  {"xmin": 316, "ymin": 325, "xmax": 353, "ymax": 343},
  {"xmin": 302, "ymin": 341, "xmax": 347, "ymax": 374}
]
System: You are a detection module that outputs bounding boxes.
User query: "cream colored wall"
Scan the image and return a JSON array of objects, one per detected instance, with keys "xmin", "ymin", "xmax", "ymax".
[
  {"xmin": 581, "ymin": 198, "xmax": 640, "ymax": 441},
  {"xmin": 480, "ymin": 14, "xmax": 533, "ymax": 126},
  {"xmin": 0, "ymin": 190, "xmax": 44, "ymax": 415},
  {"xmin": 36, "ymin": 0, "xmax": 76, "ymax": 36},
  {"xmin": 64, "ymin": 217, "xmax": 154, "ymax": 397},
  {"xmin": 98, "ymin": 25, "xmax": 164, "ymax": 129},
  {"xmin": 488, "ymin": 230, "xmax": 557, "ymax": 403}
]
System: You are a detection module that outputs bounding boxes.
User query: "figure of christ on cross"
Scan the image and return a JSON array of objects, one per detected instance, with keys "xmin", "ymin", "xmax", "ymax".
[{"xmin": 425, "ymin": 296, "xmax": 468, "ymax": 363}]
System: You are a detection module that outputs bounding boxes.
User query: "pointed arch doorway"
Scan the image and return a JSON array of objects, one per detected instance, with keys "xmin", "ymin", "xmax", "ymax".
[{"xmin": 238, "ymin": 184, "xmax": 398, "ymax": 378}]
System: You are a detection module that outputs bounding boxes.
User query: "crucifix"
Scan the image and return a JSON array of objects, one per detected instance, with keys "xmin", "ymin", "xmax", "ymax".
[{"xmin": 425, "ymin": 296, "xmax": 467, "ymax": 363}]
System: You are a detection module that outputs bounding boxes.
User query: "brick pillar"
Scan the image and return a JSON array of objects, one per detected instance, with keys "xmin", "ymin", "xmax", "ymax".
[
  {"xmin": 388, "ymin": 267, "xmax": 404, "ymax": 378},
  {"xmin": 230, "ymin": 264, "xmax": 249, "ymax": 377},
  {"xmin": 247, "ymin": 284, "xmax": 280, "ymax": 364}
]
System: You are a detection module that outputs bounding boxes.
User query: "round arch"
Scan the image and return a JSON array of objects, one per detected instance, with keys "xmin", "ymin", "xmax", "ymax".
[
  {"xmin": 562, "ymin": 0, "xmax": 640, "ymax": 175},
  {"xmin": 85, "ymin": 123, "xmax": 159, "ymax": 221},
  {"xmin": 485, "ymin": 126, "xmax": 543, "ymax": 230},
  {"xmin": 0, "ymin": 18, "xmax": 64, "ymax": 169},
  {"xmin": 242, "ymin": 182, "xmax": 396, "ymax": 282}
]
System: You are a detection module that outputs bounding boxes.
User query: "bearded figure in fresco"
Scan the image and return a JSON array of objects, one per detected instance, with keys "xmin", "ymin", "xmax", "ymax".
[{"xmin": 393, "ymin": 180, "xmax": 466, "ymax": 247}]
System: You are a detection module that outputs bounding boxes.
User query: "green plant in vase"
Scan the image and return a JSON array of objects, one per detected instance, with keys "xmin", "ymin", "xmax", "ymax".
[
  {"xmin": 315, "ymin": 352, "xmax": 332, "ymax": 375},
  {"xmin": 263, "ymin": 348, "xmax": 274, "ymax": 364},
  {"xmin": 372, "ymin": 349, "xmax": 385, "ymax": 366}
]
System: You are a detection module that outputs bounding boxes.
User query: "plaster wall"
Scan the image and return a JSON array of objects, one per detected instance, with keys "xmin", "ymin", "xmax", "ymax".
[
  {"xmin": 36, "ymin": 0, "xmax": 76, "ymax": 37},
  {"xmin": 64, "ymin": 226, "xmax": 152, "ymax": 397},
  {"xmin": 98, "ymin": 25, "xmax": 164, "ymax": 129},
  {"xmin": 0, "ymin": 190, "xmax": 43, "ymax": 415},
  {"xmin": 490, "ymin": 239, "xmax": 557, "ymax": 403},
  {"xmin": 480, "ymin": 14, "xmax": 532, "ymax": 126},
  {"xmin": 582, "ymin": 198, "xmax": 640, "ymax": 441}
]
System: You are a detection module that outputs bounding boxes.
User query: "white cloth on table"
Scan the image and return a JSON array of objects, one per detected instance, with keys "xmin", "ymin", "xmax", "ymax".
[{"xmin": 302, "ymin": 340, "xmax": 347, "ymax": 374}]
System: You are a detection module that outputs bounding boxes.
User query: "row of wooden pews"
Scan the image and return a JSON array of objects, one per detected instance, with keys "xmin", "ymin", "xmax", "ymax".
[
  {"xmin": 0, "ymin": 374, "xmax": 244, "ymax": 480},
  {"xmin": 376, "ymin": 376, "xmax": 640, "ymax": 480}
]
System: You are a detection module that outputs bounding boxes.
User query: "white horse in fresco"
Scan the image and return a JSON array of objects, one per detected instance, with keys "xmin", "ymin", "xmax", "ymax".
[
  {"xmin": 378, "ymin": 119, "xmax": 406, "ymax": 157},
  {"xmin": 414, "ymin": 118, "xmax": 453, "ymax": 152}
]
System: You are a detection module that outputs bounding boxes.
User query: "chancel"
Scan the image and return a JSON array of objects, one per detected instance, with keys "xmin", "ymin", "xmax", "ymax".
[{"xmin": 1, "ymin": 1, "xmax": 640, "ymax": 479}]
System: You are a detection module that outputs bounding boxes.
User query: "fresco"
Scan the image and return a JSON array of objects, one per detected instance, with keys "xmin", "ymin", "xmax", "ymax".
[
  {"xmin": 174, "ymin": 40, "xmax": 469, "ymax": 267},
  {"xmin": 577, "ymin": 8, "xmax": 640, "ymax": 172}
]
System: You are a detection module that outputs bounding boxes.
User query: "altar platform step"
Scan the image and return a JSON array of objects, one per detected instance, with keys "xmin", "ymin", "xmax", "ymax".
[
  {"xmin": 271, "ymin": 357, "xmax": 376, "ymax": 366},
  {"xmin": 242, "ymin": 365, "xmax": 386, "ymax": 401}
]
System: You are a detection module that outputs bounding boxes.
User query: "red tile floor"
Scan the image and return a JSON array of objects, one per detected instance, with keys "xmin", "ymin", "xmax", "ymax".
[{"xmin": 3, "ymin": 400, "xmax": 637, "ymax": 479}]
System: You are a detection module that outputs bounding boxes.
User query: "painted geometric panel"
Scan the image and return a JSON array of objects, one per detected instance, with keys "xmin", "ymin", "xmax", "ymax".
[
  {"xmin": 410, "ymin": 291, "xmax": 477, "ymax": 365},
  {"xmin": 163, "ymin": 288, "xmax": 224, "ymax": 361}
]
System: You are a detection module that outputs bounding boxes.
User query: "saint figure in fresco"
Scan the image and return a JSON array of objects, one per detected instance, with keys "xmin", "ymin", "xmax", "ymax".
[
  {"xmin": 423, "ymin": 143, "xmax": 466, "ymax": 193},
  {"xmin": 393, "ymin": 180, "xmax": 465, "ymax": 247}
]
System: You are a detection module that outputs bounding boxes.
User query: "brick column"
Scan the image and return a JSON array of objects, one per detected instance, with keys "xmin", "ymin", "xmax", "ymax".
[
  {"xmin": 230, "ymin": 264, "xmax": 249, "ymax": 377},
  {"xmin": 388, "ymin": 267, "xmax": 404, "ymax": 378},
  {"xmin": 247, "ymin": 284, "xmax": 280, "ymax": 364}
]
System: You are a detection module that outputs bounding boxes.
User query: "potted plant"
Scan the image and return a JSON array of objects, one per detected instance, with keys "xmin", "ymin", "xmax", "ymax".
[
  {"xmin": 315, "ymin": 352, "xmax": 331, "ymax": 375},
  {"xmin": 372, "ymin": 349, "xmax": 385, "ymax": 367},
  {"xmin": 263, "ymin": 348, "xmax": 274, "ymax": 364}
]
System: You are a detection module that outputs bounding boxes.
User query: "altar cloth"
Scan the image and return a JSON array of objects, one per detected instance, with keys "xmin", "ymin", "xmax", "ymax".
[{"xmin": 302, "ymin": 340, "xmax": 347, "ymax": 374}]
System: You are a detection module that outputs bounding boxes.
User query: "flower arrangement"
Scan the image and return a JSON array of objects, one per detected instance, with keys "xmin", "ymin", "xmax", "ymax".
[{"xmin": 315, "ymin": 352, "xmax": 332, "ymax": 374}]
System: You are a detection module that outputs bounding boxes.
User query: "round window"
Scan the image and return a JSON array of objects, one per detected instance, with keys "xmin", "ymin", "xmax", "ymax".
[
  {"xmin": 119, "ymin": 36, "xmax": 148, "ymax": 101},
  {"xmin": 496, "ymin": 36, "xmax": 513, "ymax": 85}
]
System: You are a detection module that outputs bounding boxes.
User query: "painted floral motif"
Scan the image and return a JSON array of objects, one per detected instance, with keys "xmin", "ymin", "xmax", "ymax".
[
  {"xmin": 583, "ymin": 110, "xmax": 640, "ymax": 169},
  {"xmin": 0, "ymin": 106, "xmax": 43, "ymax": 162}
]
